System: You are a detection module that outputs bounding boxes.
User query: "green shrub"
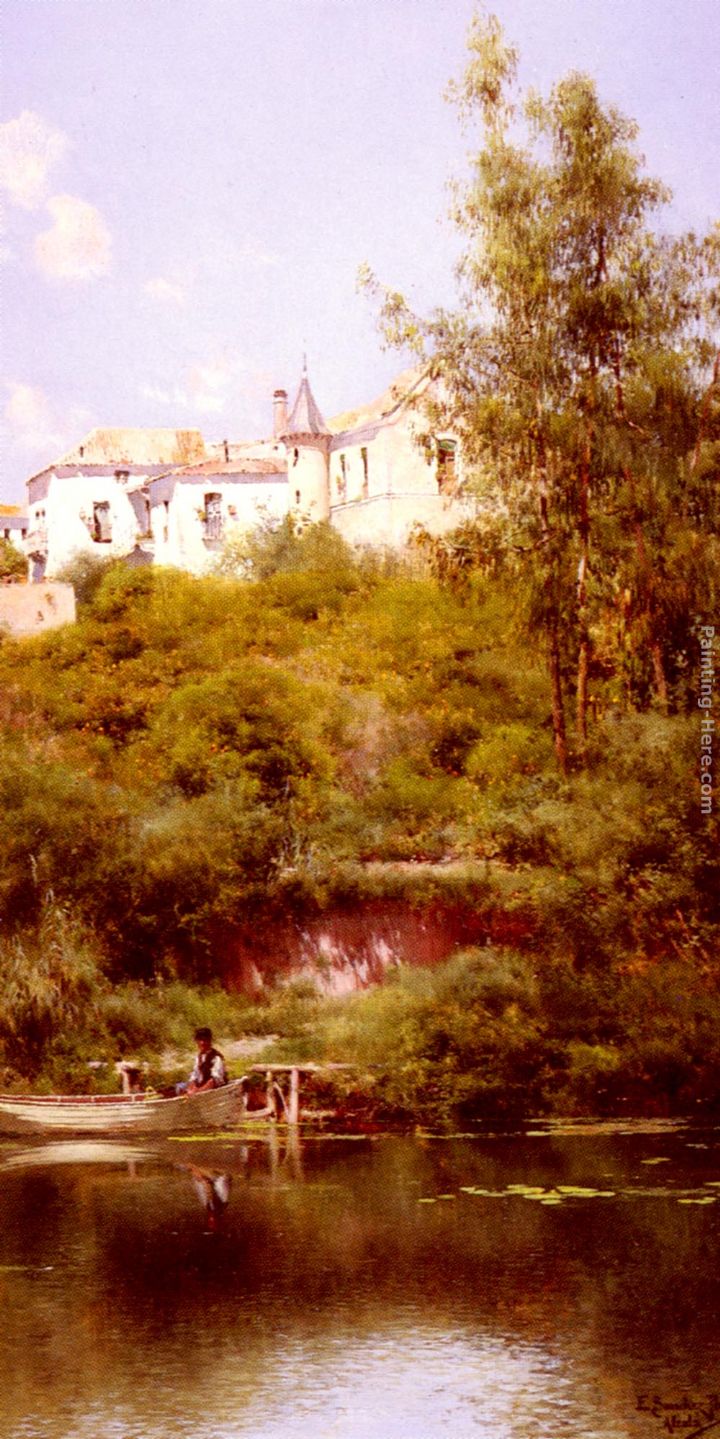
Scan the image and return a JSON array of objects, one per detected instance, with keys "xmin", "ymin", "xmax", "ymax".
[
  {"xmin": 216, "ymin": 514, "xmax": 358, "ymax": 584},
  {"xmin": 153, "ymin": 661, "xmax": 335, "ymax": 800},
  {"xmin": 311, "ymin": 947, "xmax": 548, "ymax": 1122}
]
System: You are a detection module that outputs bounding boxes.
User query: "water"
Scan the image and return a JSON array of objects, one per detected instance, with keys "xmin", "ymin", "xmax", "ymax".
[{"xmin": 1, "ymin": 1122, "xmax": 719, "ymax": 1438}]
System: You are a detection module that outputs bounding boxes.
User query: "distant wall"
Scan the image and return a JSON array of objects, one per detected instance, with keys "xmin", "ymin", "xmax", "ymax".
[
  {"xmin": 331, "ymin": 491, "xmax": 471, "ymax": 548},
  {"xmin": 0, "ymin": 582, "xmax": 76, "ymax": 637}
]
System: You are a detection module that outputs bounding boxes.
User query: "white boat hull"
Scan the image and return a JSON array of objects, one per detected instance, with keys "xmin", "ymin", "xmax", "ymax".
[{"xmin": 0, "ymin": 1080, "xmax": 254, "ymax": 1135}]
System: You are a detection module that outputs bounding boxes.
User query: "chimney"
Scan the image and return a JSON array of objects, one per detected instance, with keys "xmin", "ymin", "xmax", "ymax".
[
  {"xmin": 222, "ymin": 439, "xmax": 230, "ymax": 462},
  {"xmin": 273, "ymin": 388, "xmax": 288, "ymax": 438}
]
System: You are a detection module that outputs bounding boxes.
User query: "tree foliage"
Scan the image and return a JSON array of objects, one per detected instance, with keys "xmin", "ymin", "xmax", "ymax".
[{"xmin": 0, "ymin": 538, "xmax": 27, "ymax": 582}]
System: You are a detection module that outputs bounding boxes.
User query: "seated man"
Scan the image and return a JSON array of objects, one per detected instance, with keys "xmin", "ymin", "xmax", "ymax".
[{"xmin": 182, "ymin": 1027, "xmax": 228, "ymax": 1093}]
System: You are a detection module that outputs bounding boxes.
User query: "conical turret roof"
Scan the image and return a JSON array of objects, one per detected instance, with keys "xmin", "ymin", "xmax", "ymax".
[{"xmin": 284, "ymin": 361, "xmax": 329, "ymax": 438}]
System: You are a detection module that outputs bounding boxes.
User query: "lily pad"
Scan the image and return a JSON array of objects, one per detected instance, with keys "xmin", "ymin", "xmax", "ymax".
[
  {"xmin": 459, "ymin": 1187, "xmax": 504, "ymax": 1197},
  {"xmin": 556, "ymin": 1186, "xmax": 616, "ymax": 1197}
]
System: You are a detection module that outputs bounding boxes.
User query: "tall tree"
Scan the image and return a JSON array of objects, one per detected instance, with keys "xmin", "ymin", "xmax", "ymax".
[{"xmin": 362, "ymin": 11, "xmax": 719, "ymax": 766}]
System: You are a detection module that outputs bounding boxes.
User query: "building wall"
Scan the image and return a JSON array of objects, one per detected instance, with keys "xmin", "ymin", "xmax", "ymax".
[
  {"xmin": 150, "ymin": 475, "xmax": 289, "ymax": 573},
  {"xmin": 29, "ymin": 472, "xmax": 145, "ymax": 578},
  {"xmin": 0, "ymin": 582, "xmax": 76, "ymax": 637},
  {"xmin": 1, "ymin": 520, "xmax": 28, "ymax": 552},
  {"xmin": 330, "ymin": 491, "xmax": 470, "ymax": 548},
  {"xmin": 328, "ymin": 406, "xmax": 463, "ymax": 545}
]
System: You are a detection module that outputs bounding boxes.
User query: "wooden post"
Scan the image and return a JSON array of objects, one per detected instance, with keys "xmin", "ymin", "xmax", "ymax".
[
  {"xmin": 118, "ymin": 1061, "xmax": 142, "ymax": 1094},
  {"xmin": 288, "ymin": 1067, "xmax": 300, "ymax": 1125}
]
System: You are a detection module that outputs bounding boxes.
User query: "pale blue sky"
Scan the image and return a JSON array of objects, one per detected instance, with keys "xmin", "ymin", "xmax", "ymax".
[{"xmin": 1, "ymin": 0, "xmax": 718, "ymax": 506}]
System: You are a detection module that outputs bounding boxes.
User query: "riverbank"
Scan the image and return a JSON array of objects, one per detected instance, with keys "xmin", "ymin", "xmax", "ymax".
[{"xmin": 2, "ymin": 939, "xmax": 719, "ymax": 1125}]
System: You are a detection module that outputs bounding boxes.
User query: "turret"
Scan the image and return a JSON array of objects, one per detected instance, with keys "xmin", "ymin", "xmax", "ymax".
[{"xmin": 281, "ymin": 362, "xmax": 330, "ymax": 521}]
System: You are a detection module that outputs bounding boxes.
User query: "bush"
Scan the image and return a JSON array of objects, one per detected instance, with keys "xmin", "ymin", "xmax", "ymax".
[
  {"xmin": 311, "ymin": 948, "xmax": 548, "ymax": 1122},
  {"xmin": 153, "ymin": 660, "xmax": 336, "ymax": 801},
  {"xmin": 216, "ymin": 514, "xmax": 358, "ymax": 585}
]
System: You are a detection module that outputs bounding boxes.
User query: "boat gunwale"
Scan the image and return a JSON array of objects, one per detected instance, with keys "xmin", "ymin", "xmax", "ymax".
[{"xmin": 0, "ymin": 1079, "xmax": 246, "ymax": 1110}]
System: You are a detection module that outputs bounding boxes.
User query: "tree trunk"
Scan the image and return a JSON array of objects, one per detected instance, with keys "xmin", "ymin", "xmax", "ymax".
[
  {"xmin": 549, "ymin": 617, "xmax": 569, "ymax": 774},
  {"xmin": 631, "ymin": 511, "xmax": 669, "ymax": 711},
  {"xmin": 651, "ymin": 640, "xmax": 670, "ymax": 712},
  {"xmin": 535, "ymin": 426, "xmax": 570, "ymax": 776},
  {"xmin": 576, "ymin": 624, "xmax": 590, "ymax": 745},
  {"xmin": 575, "ymin": 424, "xmax": 593, "ymax": 756}
]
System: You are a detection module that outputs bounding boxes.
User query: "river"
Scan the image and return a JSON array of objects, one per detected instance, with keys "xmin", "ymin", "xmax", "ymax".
[{"xmin": 1, "ymin": 1120, "xmax": 719, "ymax": 1438}]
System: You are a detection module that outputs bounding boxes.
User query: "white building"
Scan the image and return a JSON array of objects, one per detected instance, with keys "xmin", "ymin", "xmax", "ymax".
[
  {"xmin": 25, "ymin": 428, "xmax": 206, "ymax": 581},
  {"xmin": 25, "ymin": 366, "xmax": 469, "ymax": 580},
  {"xmin": 326, "ymin": 369, "xmax": 463, "ymax": 548},
  {"xmin": 1, "ymin": 506, "xmax": 28, "ymax": 553}
]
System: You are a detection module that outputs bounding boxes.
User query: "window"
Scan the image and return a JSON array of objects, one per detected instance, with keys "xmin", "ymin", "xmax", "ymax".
[
  {"xmin": 92, "ymin": 501, "xmax": 112, "ymax": 543},
  {"xmin": 436, "ymin": 438, "xmax": 457, "ymax": 492},
  {"xmin": 162, "ymin": 501, "xmax": 170, "ymax": 543},
  {"xmin": 361, "ymin": 447, "xmax": 369, "ymax": 499},
  {"xmin": 337, "ymin": 454, "xmax": 347, "ymax": 502},
  {"xmin": 202, "ymin": 492, "xmax": 223, "ymax": 541}
]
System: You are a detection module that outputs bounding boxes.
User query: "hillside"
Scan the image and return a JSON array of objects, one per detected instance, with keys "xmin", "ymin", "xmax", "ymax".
[{"xmin": 0, "ymin": 537, "xmax": 717, "ymax": 1116}]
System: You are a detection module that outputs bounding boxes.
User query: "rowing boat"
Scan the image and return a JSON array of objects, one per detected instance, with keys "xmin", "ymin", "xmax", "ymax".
[{"xmin": 0, "ymin": 1080, "xmax": 261, "ymax": 1136}]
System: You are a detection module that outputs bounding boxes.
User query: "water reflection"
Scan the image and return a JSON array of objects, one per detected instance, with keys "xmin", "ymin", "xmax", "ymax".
[
  {"xmin": 181, "ymin": 1164, "xmax": 232, "ymax": 1232},
  {"xmin": 0, "ymin": 1125, "xmax": 719, "ymax": 1438}
]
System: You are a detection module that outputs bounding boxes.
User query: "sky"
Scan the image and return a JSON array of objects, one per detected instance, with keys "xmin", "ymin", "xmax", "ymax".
[{"xmin": 1, "ymin": 0, "xmax": 718, "ymax": 507}]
